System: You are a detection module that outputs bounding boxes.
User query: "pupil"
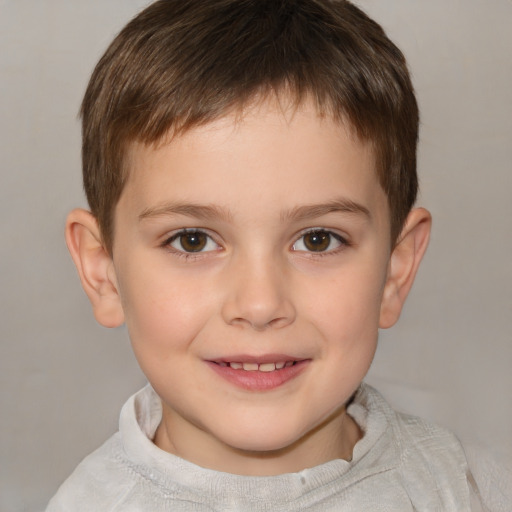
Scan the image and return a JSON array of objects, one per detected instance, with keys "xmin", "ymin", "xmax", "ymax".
[
  {"xmin": 305, "ymin": 231, "xmax": 330, "ymax": 251},
  {"xmin": 181, "ymin": 232, "xmax": 206, "ymax": 252}
]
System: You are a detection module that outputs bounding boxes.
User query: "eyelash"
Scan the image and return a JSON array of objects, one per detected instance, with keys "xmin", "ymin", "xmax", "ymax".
[{"xmin": 161, "ymin": 228, "xmax": 350, "ymax": 259}]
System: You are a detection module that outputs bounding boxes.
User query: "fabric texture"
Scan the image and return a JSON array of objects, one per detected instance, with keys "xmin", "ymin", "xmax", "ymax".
[{"xmin": 47, "ymin": 384, "xmax": 487, "ymax": 511}]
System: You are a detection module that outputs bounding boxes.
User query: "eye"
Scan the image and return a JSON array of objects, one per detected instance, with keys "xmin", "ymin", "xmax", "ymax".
[
  {"xmin": 167, "ymin": 229, "xmax": 219, "ymax": 253},
  {"xmin": 292, "ymin": 229, "xmax": 345, "ymax": 253}
]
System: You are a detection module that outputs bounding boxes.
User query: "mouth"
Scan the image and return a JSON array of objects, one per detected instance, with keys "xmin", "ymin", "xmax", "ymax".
[
  {"xmin": 207, "ymin": 357, "xmax": 309, "ymax": 391},
  {"xmin": 215, "ymin": 360, "xmax": 297, "ymax": 372}
]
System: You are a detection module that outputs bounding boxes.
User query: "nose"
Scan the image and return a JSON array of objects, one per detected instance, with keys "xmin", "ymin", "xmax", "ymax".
[{"xmin": 220, "ymin": 253, "xmax": 296, "ymax": 331}]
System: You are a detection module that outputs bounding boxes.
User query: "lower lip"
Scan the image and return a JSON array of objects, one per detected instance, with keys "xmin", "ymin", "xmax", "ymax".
[{"xmin": 206, "ymin": 360, "xmax": 310, "ymax": 391}]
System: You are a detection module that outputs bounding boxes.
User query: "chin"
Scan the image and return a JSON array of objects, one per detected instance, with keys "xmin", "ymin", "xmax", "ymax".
[{"xmin": 217, "ymin": 419, "xmax": 308, "ymax": 454}]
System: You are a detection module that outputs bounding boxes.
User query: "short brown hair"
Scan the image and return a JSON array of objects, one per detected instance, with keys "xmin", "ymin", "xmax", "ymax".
[{"xmin": 81, "ymin": 0, "xmax": 418, "ymax": 253}]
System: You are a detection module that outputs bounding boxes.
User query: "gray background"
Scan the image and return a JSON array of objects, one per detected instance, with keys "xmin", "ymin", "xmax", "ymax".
[{"xmin": 1, "ymin": 1, "xmax": 511, "ymax": 510}]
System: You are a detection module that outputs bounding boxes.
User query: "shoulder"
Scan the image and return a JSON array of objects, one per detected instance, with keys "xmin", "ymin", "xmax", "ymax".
[
  {"xmin": 394, "ymin": 413, "xmax": 512, "ymax": 511},
  {"xmin": 357, "ymin": 383, "xmax": 467, "ymax": 465},
  {"xmin": 393, "ymin": 408, "xmax": 465, "ymax": 462},
  {"xmin": 391, "ymin": 409, "xmax": 468, "ymax": 477},
  {"xmin": 464, "ymin": 444, "xmax": 512, "ymax": 511},
  {"xmin": 355, "ymin": 384, "xmax": 473, "ymax": 509},
  {"xmin": 46, "ymin": 433, "xmax": 138, "ymax": 512}
]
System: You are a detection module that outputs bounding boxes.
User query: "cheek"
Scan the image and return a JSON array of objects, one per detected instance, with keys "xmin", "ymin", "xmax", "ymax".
[
  {"xmin": 309, "ymin": 272, "xmax": 383, "ymax": 397},
  {"xmin": 117, "ymin": 260, "xmax": 215, "ymax": 356},
  {"xmin": 308, "ymin": 266, "xmax": 386, "ymax": 341}
]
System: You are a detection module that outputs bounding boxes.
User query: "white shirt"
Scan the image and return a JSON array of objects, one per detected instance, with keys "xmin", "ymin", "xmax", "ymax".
[{"xmin": 47, "ymin": 384, "xmax": 497, "ymax": 511}]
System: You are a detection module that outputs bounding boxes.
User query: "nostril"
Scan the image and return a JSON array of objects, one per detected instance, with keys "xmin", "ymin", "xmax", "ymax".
[
  {"xmin": 268, "ymin": 316, "xmax": 291, "ymax": 329},
  {"xmin": 227, "ymin": 316, "xmax": 290, "ymax": 331}
]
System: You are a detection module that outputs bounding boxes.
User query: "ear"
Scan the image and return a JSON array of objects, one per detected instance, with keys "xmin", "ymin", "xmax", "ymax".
[
  {"xmin": 379, "ymin": 207, "xmax": 431, "ymax": 329},
  {"xmin": 65, "ymin": 208, "xmax": 125, "ymax": 328}
]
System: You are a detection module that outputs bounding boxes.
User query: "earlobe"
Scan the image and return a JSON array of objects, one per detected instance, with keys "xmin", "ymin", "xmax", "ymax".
[
  {"xmin": 379, "ymin": 208, "xmax": 431, "ymax": 329},
  {"xmin": 65, "ymin": 208, "xmax": 125, "ymax": 328}
]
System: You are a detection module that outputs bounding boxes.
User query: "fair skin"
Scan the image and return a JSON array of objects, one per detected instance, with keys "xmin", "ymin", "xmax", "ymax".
[{"xmin": 66, "ymin": 97, "xmax": 431, "ymax": 476}]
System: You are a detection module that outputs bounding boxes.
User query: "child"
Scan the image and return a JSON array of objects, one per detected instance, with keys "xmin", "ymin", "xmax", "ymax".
[{"xmin": 47, "ymin": 0, "xmax": 487, "ymax": 510}]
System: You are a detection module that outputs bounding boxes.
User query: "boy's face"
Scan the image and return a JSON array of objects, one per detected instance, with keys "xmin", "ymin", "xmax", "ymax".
[{"xmin": 107, "ymin": 98, "xmax": 398, "ymax": 472}]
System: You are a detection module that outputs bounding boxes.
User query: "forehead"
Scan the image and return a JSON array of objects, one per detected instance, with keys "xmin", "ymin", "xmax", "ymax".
[
  {"xmin": 127, "ymin": 93, "xmax": 374, "ymax": 168},
  {"xmin": 119, "ymin": 97, "xmax": 387, "ymax": 226}
]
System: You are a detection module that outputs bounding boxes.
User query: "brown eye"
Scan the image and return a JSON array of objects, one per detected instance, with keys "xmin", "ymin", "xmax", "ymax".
[
  {"xmin": 168, "ymin": 230, "xmax": 219, "ymax": 254},
  {"xmin": 179, "ymin": 232, "xmax": 207, "ymax": 252},
  {"xmin": 303, "ymin": 231, "xmax": 331, "ymax": 251},
  {"xmin": 292, "ymin": 230, "xmax": 345, "ymax": 253}
]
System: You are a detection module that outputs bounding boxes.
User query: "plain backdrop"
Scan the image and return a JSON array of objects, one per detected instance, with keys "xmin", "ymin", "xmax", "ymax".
[{"xmin": 1, "ymin": 1, "xmax": 511, "ymax": 510}]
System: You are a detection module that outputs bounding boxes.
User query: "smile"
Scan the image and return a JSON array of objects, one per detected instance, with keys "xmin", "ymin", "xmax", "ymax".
[
  {"xmin": 217, "ymin": 361, "xmax": 295, "ymax": 372},
  {"xmin": 207, "ymin": 358, "xmax": 309, "ymax": 391}
]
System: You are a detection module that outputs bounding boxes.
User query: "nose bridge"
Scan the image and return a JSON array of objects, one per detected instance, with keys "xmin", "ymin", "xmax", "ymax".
[{"xmin": 221, "ymin": 246, "xmax": 296, "ymax": 330}]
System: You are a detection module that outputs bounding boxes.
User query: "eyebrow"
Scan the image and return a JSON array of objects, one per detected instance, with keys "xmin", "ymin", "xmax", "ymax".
[
  {"xmin": 138, "ymin": 197, "xmax": 370, "ymax": 223},
  {"xmin": 138, "ymin": 202, "xmax": 232, "ymax": 222},
  {"xmin": 281, "ymin": 198, "xmax": 371, "ymax": 223}
]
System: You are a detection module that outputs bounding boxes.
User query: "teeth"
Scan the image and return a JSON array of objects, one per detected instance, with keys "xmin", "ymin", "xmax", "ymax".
[
  {"xmin": 225, "ymin": 361, "xmax": 295, "ymax": 372},
  {"xmin": 242, "ymin": 362, "xmax": 259, "ymax": 371},
  {"xmin": 259, "ymin": 363, "xmax": 276, "ymax": 372}
]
